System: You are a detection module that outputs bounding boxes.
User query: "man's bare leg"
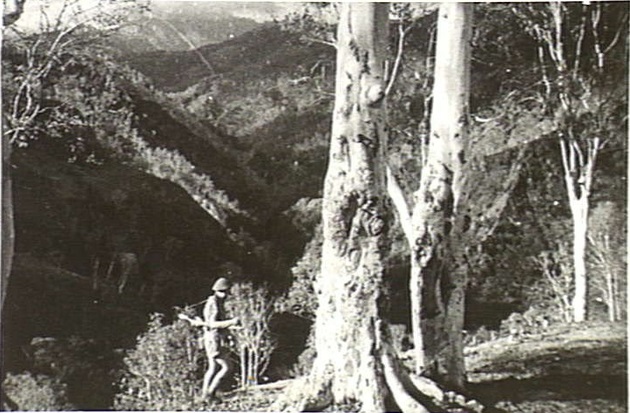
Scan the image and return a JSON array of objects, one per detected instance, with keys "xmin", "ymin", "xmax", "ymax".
[
  {"xmin": 202, "ymin": 357, "xmax": 218, "ymax": 397},
  {"xmin": 206, "ymin": 357, "xmax": 229, "ymax": 398}
]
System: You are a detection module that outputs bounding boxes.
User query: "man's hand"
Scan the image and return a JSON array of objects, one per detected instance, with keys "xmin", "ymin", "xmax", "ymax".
[{"xmin": 229, "ymin": 317, "xmax": 243, "ymax": 329}]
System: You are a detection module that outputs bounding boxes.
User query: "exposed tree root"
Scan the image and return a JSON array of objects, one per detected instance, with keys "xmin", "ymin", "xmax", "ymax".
[
  {"xmin": 271, "ymin": 346, "xmax": 497, "ymax": 413},
  {"xmin": 408, "ymin": 374, "xmax": 487, "ymax": 413},
  {"xmin": 268, "ymin": 375, "xmax": 332, "ymax": 412},
  {"xmin": 379, "ymin": 338, "xmax": 496, "ymax": 413},
  {"xmin": 381, "ymin": 350, "xmax": 431, "ymax": 413}
]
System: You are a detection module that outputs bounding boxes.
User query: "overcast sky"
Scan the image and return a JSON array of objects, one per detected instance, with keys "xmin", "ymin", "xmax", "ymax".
[
  {"xmin": 150, "ymin": 1, "xmax": 297, "ymax": 22},
  {"xmin": 14, "ymin": 0, "xmax": 297, "ymax": 31}
]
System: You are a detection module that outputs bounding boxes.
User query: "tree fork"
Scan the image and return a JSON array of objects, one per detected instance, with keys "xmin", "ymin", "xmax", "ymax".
[{"xmin": 273, "ymin": 3, "xmax": 487, "ymax": 412}]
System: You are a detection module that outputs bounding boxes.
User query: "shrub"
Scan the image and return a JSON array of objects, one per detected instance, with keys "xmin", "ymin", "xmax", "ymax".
[
  {"xmin": 463, "ymin": 326, "xmax": 497, "ymax": 347},
  {"xmin": 588, "ymin": 201, "xmax": 627, "ymax": 321},
  {"xmin": 25, "ymin": 336, "xmax": 120, "ymax": 410},
  {"xmin": 498, "ymin": 306, "xmax": 556, "ymax": 340},
  {"xmin": 277, "ymin": 226, "xmax": 322, "ymax": 320},
  {"xmin": 225, "ymin": 283, "xmax": 276, "ymax": 388},
  {"xmin": 530, "ymin": 243, "xmax": 574, "ymax": 323},
  {"xmin": 3, "ymin": 372, "xmax": 74, "ymax": 411},
  {"xmin": 114, "ymin": 312, "xmax": 205, "ymax": 411}
]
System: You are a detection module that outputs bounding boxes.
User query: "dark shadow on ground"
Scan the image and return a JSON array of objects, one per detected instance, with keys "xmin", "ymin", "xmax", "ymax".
[{"xmin": 469, "ymin": 374, "xmax": 627, "ymax": 405}]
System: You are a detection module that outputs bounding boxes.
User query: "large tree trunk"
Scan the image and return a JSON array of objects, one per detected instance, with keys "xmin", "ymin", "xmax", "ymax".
[
  {"xmin": 2, "ymin": 0, "xmax": 24, "ymax": 324},
  {"xmin": 307, "ymin": 4, "xmax": 391, "ymax": 411},
  {"xmin": 1, "ymin": 125, "xmax": 16, "ymax": 412},
  {"xmin": 409, "ymin": 3, "xmax": 472, "ymax": 390},
  {"xmin": 272, "ymin": 4, "xmax": 448, "ymax": 412},
  {"xmin": 3, "ymin": 3, "xmax": 23, "ymax": 406}
]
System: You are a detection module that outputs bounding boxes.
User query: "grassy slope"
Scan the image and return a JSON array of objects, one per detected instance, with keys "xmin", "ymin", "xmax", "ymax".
[
  {"xmin": 466, "ymin": 322, "xmax": 627, "ymax": 380},
  {"xmin": 466, "ymin": 322, "xmax": 627, "ymax": 413},
  {"xmin": 10, "ymin": 145, "xmax": 240, "ymax": 307}
]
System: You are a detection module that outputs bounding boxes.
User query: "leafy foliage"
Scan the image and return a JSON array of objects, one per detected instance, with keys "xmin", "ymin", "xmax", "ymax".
[
  {"xmin": 25, "ymin": 336, "xmax": 122, "ymax": 409},
  {"xmin": 225, "ymin": 283, "xmax": 276, "ymax": 387},
  {"xmin": 277, "ymin": 224, "xmax": 322, "ymax": 320},
  {"xmin": 3, "ymin": 372, "xmax": 74, "ymax": 411},
  {"xmin": 531, "ymin": 243, "xmax": 575, "ymax": 323},
  {"xmin": 588, "ymin": 201, "xmax": 627, "ymax": 321},
  {"xmin": 114, "ymin": 312, "xmax": 205, "ymax": 411}
]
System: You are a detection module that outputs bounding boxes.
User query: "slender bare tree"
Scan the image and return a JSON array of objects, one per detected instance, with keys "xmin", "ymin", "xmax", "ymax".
[{"xmin": 515, "ymin": 2, "xmax": 628, "ymax": 322}]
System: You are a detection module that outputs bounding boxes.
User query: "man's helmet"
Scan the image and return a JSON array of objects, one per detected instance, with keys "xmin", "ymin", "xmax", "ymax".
[{"xmin": 212, "ymin": 277, "xmax": 231, "ymax": 292}]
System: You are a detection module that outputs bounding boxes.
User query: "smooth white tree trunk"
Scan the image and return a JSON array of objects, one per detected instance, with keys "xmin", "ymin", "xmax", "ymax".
[
  {"xmin": 308, "ymin": 4, "xmax": 392, "ymax": 411},
  {"xmin": 1, "ymin": 133, "xmax": 14, "ymax": 314},
  {"xmin": 560, "ymin": 137, "xmax": 598, "ymax": 323},
  {"xmin": 409, "ymin": 3, "xmax": 472, "ymax": 390},
  {"xmin": 570, "ymin": 196, "xmax": 589, "ymax": 322}
]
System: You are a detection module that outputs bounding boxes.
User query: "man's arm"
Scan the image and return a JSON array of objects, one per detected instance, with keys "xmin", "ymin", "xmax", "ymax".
[
  {"xmin": 203, "ymin": 297, "xmax": 238, "ymax": 329},
  {"xmin": 208, "ymin": 319, "xmax": 239, "ymax": 329},
  {"xmin": 178, "ymin": 313, "xmax": 238, "ymax": 329}
]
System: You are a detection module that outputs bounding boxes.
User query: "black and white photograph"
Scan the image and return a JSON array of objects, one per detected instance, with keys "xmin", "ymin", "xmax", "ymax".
[{"xmin": 1, "ymin": 1, "xmax": 627, "ymax": 411}]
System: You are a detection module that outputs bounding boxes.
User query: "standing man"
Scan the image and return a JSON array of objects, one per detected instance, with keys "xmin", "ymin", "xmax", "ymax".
[{"xmin": 201, "ymin": 277, "xmax": 239, "ymax": 399}]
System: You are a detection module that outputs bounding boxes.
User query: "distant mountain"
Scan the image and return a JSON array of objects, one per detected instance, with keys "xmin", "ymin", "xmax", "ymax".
[
  {"xmin": 124, "ymin": 24, "xmax": 336, "ymax": 211},
  {"xmin": 111, "ymin": 3, "xmax": 263, "ymax": 55},
  {"xmin": 114, "ymin": 16, "xmax": 259, "ymax": 55},
  {"xmin": 125, "ymin": 23, "xmax": 332, "ymax": 91}
]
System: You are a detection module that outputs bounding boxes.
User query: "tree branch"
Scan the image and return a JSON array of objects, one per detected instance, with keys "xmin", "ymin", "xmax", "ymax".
[
  {"xmin": 603, "ymin": 13, "xmax": 628, "ymax": 54},
  {"xmin": 301, "ymin": 35, "xmax": 337, "ymax": 49},
  {"xmin": 558, "ymin": 137, "xmax": 577, "ymax": 202},
  {"xmin": 590, "ymin": 3, "xmax": 605, "ymax": 73},
  {"xmin": 384, "ymin": 22, "xmax": 410, "ymax": 97},
  {"xmin": 572, "ymin": 3, "xmax": 588, "ymax": 79},
  {"xmin": 386, "ymin": 166, "xmax": 413, "ymax": 244}
]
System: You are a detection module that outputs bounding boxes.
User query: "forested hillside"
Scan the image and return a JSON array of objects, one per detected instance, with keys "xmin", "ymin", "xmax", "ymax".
[
  {"xmin": 128, "ymin": 4, "xmax": 627, "ymax": 315},
  {"xmin": 2, "ymin": 2, "xmax": 627, "ymax": 412}
]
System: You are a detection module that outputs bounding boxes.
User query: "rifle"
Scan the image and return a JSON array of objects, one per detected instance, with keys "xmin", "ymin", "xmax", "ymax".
[
  {"xmin": 177, "ymin": 313, "xmax": 207, "ymax": 327},
  {"xmin": 178, "ymin": 313, "xmax": 243, "ymax": 330}
]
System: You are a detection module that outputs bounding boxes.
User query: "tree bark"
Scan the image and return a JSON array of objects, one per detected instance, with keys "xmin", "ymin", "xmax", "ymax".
[
  {"xmin": 409, "ymin": 3, "xmax": 472, "ymax": 390},
  {"xmin": 240, "ymin": 345, "xmax": 247, "ymax": 387},
  {"xmin": 269, "ymin": 4, "xmax": 413, "ymax": 411},
  {"xmin": 605, "ymin": 267, "xmax": 616, "ymax": 322},
  {"xmin": 559, "ymin": 136, "xmax": 597, "ymax": 323},
  {"xmin": 2, "ymin": 123, "xmax": 15, "ymax": 316},
  {"xmin": 306, "ymin": 4, "xmax": 391, "ymax": 411},
  {"xmin": 2, "ymin": 0, "xmax": 24, "ymax": 324},
  {"xmin": 569, "ymin": 196, "xmax": 589, "ymax": 322},
  {"xmin": 2, "ymin": 7, "xmax": 24, "ymax": 409}
]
